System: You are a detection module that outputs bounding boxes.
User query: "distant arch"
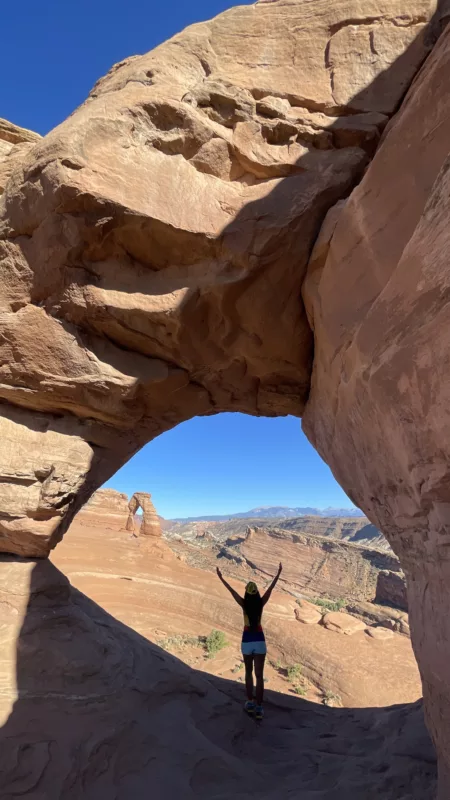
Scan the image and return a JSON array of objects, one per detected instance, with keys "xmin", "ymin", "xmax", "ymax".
[{"xmin": 126, "ymin": 493, "xmax": 162, "ymax": 538}]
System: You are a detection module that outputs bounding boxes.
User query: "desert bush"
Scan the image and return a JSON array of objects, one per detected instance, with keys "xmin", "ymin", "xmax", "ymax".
[
  {"xmin": 205, "ymin": 629, "xmax": 228, "ymax": 657},
  {"xmin": 157, "ymin": 634, "xmax": 202, "ymax": 651},
  {"xmin": 322, "ymin": 690, "xmax": 342, "ymax": 707},
  {"xmin": 286, "ymin": 663, "xmax": 303, "ymax": 683},
  {"xmin": 313, "ymin": 597, "xmax": 347, "ymax": 613}
]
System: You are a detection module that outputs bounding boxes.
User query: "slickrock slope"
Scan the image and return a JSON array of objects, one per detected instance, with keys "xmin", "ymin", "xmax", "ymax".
[
  {"xmin": 53, "ymin": 517, "xmax": 420, "ymax": 709},
  {"xmin": 0, "ymin": 550, "xmax": 434, "ymax": 800},
  {"xmin": 0, "ymin": 0, "xmax": 439, "ymax": 558}
]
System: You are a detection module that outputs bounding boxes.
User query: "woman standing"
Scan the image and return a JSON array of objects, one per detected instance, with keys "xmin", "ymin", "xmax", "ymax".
[{"xmin": 216, "ymin": 563, "xmax": 283, "ymax": 720}]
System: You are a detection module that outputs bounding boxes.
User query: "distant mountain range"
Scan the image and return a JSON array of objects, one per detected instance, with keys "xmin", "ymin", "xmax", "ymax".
[{"xmin": 171, "ymin": 506, "xmax": 365, "ymax": 523}]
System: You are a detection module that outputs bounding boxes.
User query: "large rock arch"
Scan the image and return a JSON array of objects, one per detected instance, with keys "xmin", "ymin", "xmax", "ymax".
[
  {"xmin": 1, "ymin": 0, "xmax": 450, "ymax": 795},
  {"xmin": 126, "ymin": 492, "xmax": 162, "ymax": 537}
]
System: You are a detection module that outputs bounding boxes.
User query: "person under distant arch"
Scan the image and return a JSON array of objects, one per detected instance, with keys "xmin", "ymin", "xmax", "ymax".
[{"xmin": 216, "ymin": 563, "xmax": 283, "ymax": 720}]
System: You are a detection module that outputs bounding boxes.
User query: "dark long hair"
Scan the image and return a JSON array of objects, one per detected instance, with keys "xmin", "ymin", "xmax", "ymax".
[{"xmin": 244, "ymin": 591, "xmax": 263, "ymax": 630}]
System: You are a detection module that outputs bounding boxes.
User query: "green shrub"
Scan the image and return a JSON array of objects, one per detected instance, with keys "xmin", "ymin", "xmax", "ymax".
[
  {"xmin": 322, "ymin": 690, "xmax": 342, "ymax": 707},
  {"xmin": 313, "ymin": 597, "xmax": 347, "ymax": 613},
  {"xmin": 157, "ymin": 634, "xmax": 202, "ymax": 651},
  {"xmin": 286, "ymin": 664, "xmax": 303, "ymax": 683},
  {"xmin": 293, "ymin": 685, "xmax": 307, "ymax": 696},
  {"xmin": 205, "ymin": 629, "xmax": 228, "ymax": 657}
]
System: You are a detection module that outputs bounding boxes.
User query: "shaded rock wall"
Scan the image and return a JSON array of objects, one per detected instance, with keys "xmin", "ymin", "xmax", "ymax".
[
  {"xmin": 376, "ymin": 570, "xmax": 408, "ymax": 611},
  {"xmin": 302, "ymin": 13, "xmax": 450, "ymax": 796}
]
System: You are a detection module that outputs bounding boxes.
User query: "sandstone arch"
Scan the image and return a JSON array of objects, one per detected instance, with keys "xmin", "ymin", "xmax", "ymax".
[
  {"xmin": 1, "ymin": 0, "xmax": 450, "ymax": 795},
  {"xmin": 126, "ymin": 492, "xmax": 162, "ymax": 537}
]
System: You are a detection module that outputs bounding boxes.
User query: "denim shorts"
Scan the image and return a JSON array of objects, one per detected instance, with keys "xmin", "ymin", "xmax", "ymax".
[{"xmin": 241, "ymin": 640, "xmax": 267, "ymax": 656}]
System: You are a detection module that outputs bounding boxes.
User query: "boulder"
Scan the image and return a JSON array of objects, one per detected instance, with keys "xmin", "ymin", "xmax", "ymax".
[
  {"xmin": 322, "ymin": 612, "xmax": 367, "ymax": 636},
  {"xmin": 295, "ymin": 600, "xmax": 322, "ymax": 625},
  {"xmin": 346, "ymin": 600, "xmax": 410, "ymax": 637},
  {"xmin": 375, "ymin": 570, "xmax": 408, "ymax": 611},
  {"xmin": 366, "ymin": 626, "xmax": 395, "ymax": 641}
]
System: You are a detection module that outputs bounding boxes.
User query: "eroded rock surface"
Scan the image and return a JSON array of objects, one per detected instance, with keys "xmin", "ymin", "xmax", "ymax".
[
  {"xmin": 0, "ymin": 0, "xmax": 439, "ymax": 557},
  {"xmin": 322, "ymin": 611, "xmax": 367, "ymax": 636},
  {"xmin": 127, "ymin": 492, "xmax": 162, "ymax": 537},
  {"xmin": 0, "ymin": 554, "xmax": 435, "ymax": 799},
  {"xmin": 0, "ymin": 118, "xmax": 40, "ymax": 195},
  {"xmin": 239, "ymin": 525, "xmax": 401, "ymax": 602},
  {"xmin": 0, "ymin": 0, "xmax": 449, "ymax": 794},
  {"xmin": 376, "ymin": 570, "xmax": 408, "ymax": 611},
  {"xmin": 302, "ymin": 16, "xmax": 450, "ymax": 796},
  {"xmin": 78, "ymin": 488, "xmax": 130, "ymax": 529}
]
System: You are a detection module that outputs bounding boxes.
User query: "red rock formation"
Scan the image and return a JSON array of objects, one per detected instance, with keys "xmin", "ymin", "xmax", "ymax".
[
  {"xmin": 0, "ymin": 0, "xmax": 438, "ymax": 559},
  {"xmin": 302, "ymin": 14, "xmax": 450, "ymax": 794},
  {"xmin": 0, "ymin": 1, "xmax": 449, "ymax": 794},
  {"xmin": 375, "ymin": 571, "xmax": 408, "ymax": 612},
  {"xmin": 127, "ymin": 492, "xmax": 162, "ymax": 538},
  {"xmin": 79, "ymin": 488, "xmax": 129, "ymax": 526},
  {"xmin": 240, "ymin": 526, "xmax": 400, "ymax": 602}
]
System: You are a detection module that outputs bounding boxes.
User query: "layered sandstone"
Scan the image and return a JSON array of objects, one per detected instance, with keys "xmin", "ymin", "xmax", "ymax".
[
  {"xmin": 302, "ymin": 10, "xmax": 450, "ymax": 793},
  {"xmin": 0, "ymin": 0, "xmax": 449, "ymax": 795},
  {"xmin": 376, "ymin": 570, "xmax": 408, "ymax": 611},
  {"xmin": 77, "ymin": 488, "xmax": 130, "ymax": 532},
  {"xmin": 127, "ymin": 492, "xmax": 162, "ymax": 537},
  {"xmin": 0, "ymin": 118, "xmax": 40, "ymax": 195},
  {"xmin": 238, "ymin": 526, "xmax": 400, "ymax": 602},
  {"xmin": 0, "ymin": 0, "xmax": 439, "ymax": 558}
]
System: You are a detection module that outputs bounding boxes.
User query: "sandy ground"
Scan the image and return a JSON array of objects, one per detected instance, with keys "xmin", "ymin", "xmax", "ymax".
[{"xmin": 51, "ymin": 518, "xmax": 421, "ymax": 709}]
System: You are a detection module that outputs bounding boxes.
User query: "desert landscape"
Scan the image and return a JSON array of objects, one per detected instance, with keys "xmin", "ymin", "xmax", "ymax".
[
  {"xmin": 1, "ymin": 0, "xmax": 450, "ymax": 797},
  {"xmin": 57, "ymin": 488, "xmax": 415, "ymax": 709}
]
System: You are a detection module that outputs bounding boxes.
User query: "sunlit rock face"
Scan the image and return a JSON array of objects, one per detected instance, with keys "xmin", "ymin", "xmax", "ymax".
[{"xmin": 127, "ymin": 493, "xmax": 162, "ymax": 537}]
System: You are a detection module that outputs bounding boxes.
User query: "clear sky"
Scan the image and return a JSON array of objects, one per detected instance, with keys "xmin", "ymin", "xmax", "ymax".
[
  {"xmin": 105, "ymin": 415, "xmax": 355, "ymax": 518},
  {"xmin": 1, "ymin": 0, "xmax": 253, "ymax": 134},
  {"xmin": 2, "ymin": 0, "xmax": 356, "ymax": 518}
]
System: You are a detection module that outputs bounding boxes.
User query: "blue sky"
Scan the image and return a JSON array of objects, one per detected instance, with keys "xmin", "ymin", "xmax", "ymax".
[
  {"xmin": 1, "ymin": 0, "xmax": 253, "ymax": 134},
  {"xmin": 105, "ymin": 415, "xmax": 355, "ymax": 518},
  {"xmin": 2, "ymin": 0, "xmax": 355, "ymax": 518}
]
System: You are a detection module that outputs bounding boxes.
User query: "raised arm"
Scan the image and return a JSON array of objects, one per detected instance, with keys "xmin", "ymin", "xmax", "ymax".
[
  {"xmin": 216, "ymin": 567, "xmax": 244, "ymax": 607},
  {"xmin": 262, "ymin": 563, "xmax": 283, "ymax": 606}
]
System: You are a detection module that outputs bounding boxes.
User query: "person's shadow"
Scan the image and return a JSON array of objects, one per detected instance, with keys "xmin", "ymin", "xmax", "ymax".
[{"xmin": 0, "ymin": 557, "xmax": 437, "ymax": 799}]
